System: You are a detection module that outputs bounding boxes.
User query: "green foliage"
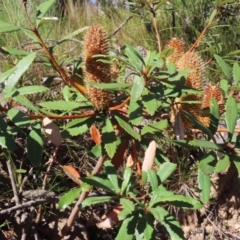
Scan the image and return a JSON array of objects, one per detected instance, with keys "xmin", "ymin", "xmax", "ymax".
[{"xmin": 0, "ymin": 0, "xmax": 240, "ymax": 239}]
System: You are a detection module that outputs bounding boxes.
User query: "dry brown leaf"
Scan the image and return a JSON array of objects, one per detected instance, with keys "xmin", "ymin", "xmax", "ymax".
[
  {"xmin": 42, "ymin": 117, "xmax": 62, "ymax": 146},
  {"xmin": 60, "ymin": 165, "xmax": 81, "ymax": 185},
  {"xmin": 126, "ymin": 154, "xmax": 134, "ymax": 167},
  {"xmin": 96, "ymin": 205, "xmax": 123, "ymax": 229},
  {"xmin": 142, "ymin": 141, "xmax": 157, "ymax": 171},
  {"xmin": 111, "ymin": 139, "xmax": 129, "ymax": 169},
  {"xmin": 90, "ymin": 124, "xmax": 101, "ymax": 145}
]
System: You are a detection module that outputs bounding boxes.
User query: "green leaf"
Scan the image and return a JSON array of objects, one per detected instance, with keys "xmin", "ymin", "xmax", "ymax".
[
  {"xmin": 0, "ymin": 67, "xmax": 17, "ymax": 84},
  {"xmin": 61, "ymin": 125, "xmax": 89, "ymax": 138},
  {"xmin": 58, "ymin": 26, "xmax": 89, "ymax": 44},
  {"xmin": 173, "ymin": 139, "xmax": 221, "ymax": 150},
  {"xmin": 214, "ymin": 54, "xmax": 231, "ymax": 79},
  {"xmin": 128, "ymin": 100, "xmax": 143, "ymax": 125},
  {"xmin": 1, "ymin": 47, "xmax": 30, "ymax": 56},
  {"xmin": 80, "ymin": 174, "xmax": 115, "ymax": 193},
  {"xmin": 39, "ymin": 100, "xmax": 84, "ymax": 111},
  {"xmin": 65, "ymin": 117, "xmax": 92, "ymax": 129},
  {"xmin": 131, "ymin": 76, "xmax": 145, "ymax": 102},
  {"xmin": 102, "ymin": 118, "xmax": 118, "ymax": 158},
  {"xmin": 87, "ymin": 82, "xmax": 132, "ymax": 90},
  {"xmin": 141, "ymin": 119, "xmax": 168, "ymax": 135},
  {"xmin": 81, "ymin": 196, "xmax": 117, "ymax": 208},
  {"xmin": 148, "ymin": 170, "xmax": 159, "ymax": 191},
  {"xmin": 233, "ymin": 63, "xmax": 240, "ymax": 84},
  {"xmin": 150, "ymin": 194, "xmax": 202, "ymax": 209},
  {"xmin": 199, "ymin": 151, "xmax": 218, "ymax": 175},
  {"xmin": 0, "ymin": 116, "xmax": 15, "ymax": 151},
  {"xmin": 27, "ymin": 125, "xmax": 43, "ymax": 167},
  {"xmin": 142, "ymin": 89, "xmax": 158, "ymax": 116},
  {"xmin": 135, "ymin": 214, "xmax": 155, "ymax": 240},
  {"xmin": 160, "ymin": 48, "xmax": 174, "ymax": 59},
  {"xmin": 0, "ymin": 22, "xmax": 21, "ymax": 33},
  {"xmin": 232, "ymin": 155, "xmax": 240, "ymax": 177},
  {"xmin": 121, "ymin": 167, "xmax": 132, "ymax": 194},
  {"xmin": 220, "ymin": 79, "xmax": 228, "ymax": 96},
  {"xmin": 157, "ymin": 162, "xmax": 177, "ymax": 183},
  {"xmin": 198, "ymin": 169, "xmax": 210, "ymax": 204},
  {"xmin": 13, "ymin": 95, "xmax": 40, "ymax": 113},
  {"xmin": 125, "ymin": 44, "xmax": 145, "ymax": 70},
  {"xmin": 120, "ymin": 198, "xmax": 134, "ymax": 213},
  {"xmin": 36, "ymin": 0, "xmax": 56, "ymax": 27},
  {"xmin": 209, "ymin": 98, "xmax": 219, "ymax": 135},
  {"xmin": 104, "ymin": 160, "xmax": 120, "ymax": 193},
  {"xmin": 225, "ymin": 96, "xmax": 238, "ymax": 141},
  {"xmin": 58, "ymin": 187, "xmax": 82, "ymax": 210},
  {"xmin": 115, "ymin": 115, "xmax": 141, "ymax": 141},
  {"xmin": 5, "ymin": 53, "xmax": 37, "ymax": 93},
  {"xmin": 184, "ymin": 110, "xmax": 213, "ymax": 139},
  {"xmin": 8, "ymin": 109, "xmax": 33, "ymax": 128},
  {"xmin": 214, "ymin": 155, "xmax": 230, "ymax": 173},
  {"xmin": 116, "ymin": 214, "xmax": 138, "ymax": 240},
  {"xmin": 150, "ymin": 206, "xmax": 184, "ymax": 240}
]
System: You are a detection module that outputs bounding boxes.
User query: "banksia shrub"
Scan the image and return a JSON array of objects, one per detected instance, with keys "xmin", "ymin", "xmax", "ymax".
[
  {"xmin": 166, "ymin": 38, "xmax": 185, "ymax": 64},
  {"xmin": 84, "ymin": 25, "xmax": 113, "ymax": 110}
]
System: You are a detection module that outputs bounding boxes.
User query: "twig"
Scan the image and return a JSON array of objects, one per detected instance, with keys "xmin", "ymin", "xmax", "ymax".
[
  {"xmin": 108, "ymin": 16, "xmax": 133, "ymax": 38},
  {"xmin": 0, "ymin": 198, "xmax": 58, "ymax": 216},
  {"xmin": 146, "ymin": 0, "xmax": 161, "ymax": 52},
  {"xmin": 58, "ymin": 155, "xmax": 108, "ymax": 239},
  {"xmin": 6, "ymin": 160, "xmax": 20, "ymax": 205},
  {"xmin": 19, "ymin": 167, "xmax": 33, "ymax": 194},
  {"xmin": 35, "ymin": 147, "xmax": 59, "ymax": 224}
]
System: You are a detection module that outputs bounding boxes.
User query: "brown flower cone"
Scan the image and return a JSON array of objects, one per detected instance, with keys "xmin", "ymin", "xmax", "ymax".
[
  {"xmin": 84, "ymin": 25, "xmax": 113, "ymax": 110},
  {"xmin": 166, "ymin": 38, "xmax": 185, "ymax": 64}
]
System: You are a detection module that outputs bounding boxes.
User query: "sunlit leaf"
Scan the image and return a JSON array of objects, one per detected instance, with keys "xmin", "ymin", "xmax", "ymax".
[
  {"xmin": 60, "ymin": 165, "xmax": 81, "ymax": 185},
  {"xmin": 58, "ymin": 187, "xmax": 82, "ymax": 209},
  {"xmin": 198, "ymin": 169, "xmax": 210, "ymax": 204},
  {"xmin": 214, "ymin": 54, "xmax": 231, "ymax": 79}
]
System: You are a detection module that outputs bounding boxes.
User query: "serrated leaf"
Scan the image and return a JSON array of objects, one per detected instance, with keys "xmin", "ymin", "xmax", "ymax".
[
  {"xmin": 115, "ymin": 115, "xmax": 140, "ymax": 140},
  {"xmin": 150, "ymin": 206, "xmax": 184, "ymax": 240},
  {"xmin": 174, "ymin": 139, "xmax": 221, "ymax": 150},
  {"xmin": 131, "ymin": 76, "xmax": 145, "ymax": 102},
  {"xmin": 150, "ymin": 194, "xmax": 202, "ymax": 209},
  {"xmin": 214, "ymin": 54, "xmax": 231, "ymax": 79},
  {"xmin": 58, "ymin": 187, "xmax": 82, "ymax": 210},
  {"xmin": 157, "ymin": 162, "xmax": 177, "ymax": 183},
  {"xmin": 233, "ymin": 63, "xmax": 240, "ymax": 84},
  {"xmin": 27, "ymin": 126, "xmax": 43, "ymax": 167},
  {"xmin": 60, "ymin": 165, "xmax": 81, "ymax": 185},
  {"xmin": 0, "ymin": 116, "xmax": 15, "ymax": 151},
  {"xmin": 0, "ymin": 22, "xmax": 21, "ymax": 33},
  {"xmin": 81, "ymin": 196, "xmax": 117, "ymax": 208},
  {"xmin": 199, "ymin": 151, "xmax": 218, "ymax": 175},
  {"xmin": 39, "ymin": 100, "xmax": 83, "ymax": 111},
  {"xmin": 209, "ymin": 98, "xmax": 219, "ymax": 135},
  {"xmin": 198, "ymin": 169, "xmax": 210, "ymax": 204},
  {"xmin": 220, "ymin": 79, "xmax": 228, "ymax": 96},
  {"xmin": 128, "ymin": 100, "xmax": 143, "ymax": 125},
  {"xmin": 121, "ymin": 167, "xmax": 132, "ymax": 194},
  {"xmin": 61, "ymin": 124, "xmax": 89, "ymax": 138},
  {"xmin": 225, "ymin": 96, "xmax": 238, "ymax": 141},
  {"xmin": 148, "ymin": 170, "xmax": 159, "ymax": 191},
  {"xmin": 116, "ymin": 214, "xmax": 138, "ymax": 240},
  {"xmin": 80, "ymin": 174, "xmax": 115, "ymax": 193},
  {"xmin": 214, "ymin": 155, "xmax": 230, "ymax": 173},
  {"xmin": 120, "ymin": 198, "xmax": 134, "ymax": 213},
  {"xmin": 5, "ymin": 53, "xmax": 37, "ymax": 93},
  {"xmin": 13, "ymin": 95, "xmax": 40, "ymax": 113},
  {"xmin": 8, "ymin": 109, "xmax": 33, "ymax": 128},
  {"xmin": 1, "ymin": 47, "xmax": 30, "ymax": 56},
  {"xmin": 36, "ymin": 0, "xmax": 56, "ymax": 27},
  {"xmin": 141, "ymin": 119, "xmax": 168, "ymax": 135},
  {"xmin": 87, "ymin": 82, "xmax": 132, "ymax": 90},
  {"xmin": 135, "ymin": 214, "xmax": 155, "ymax": 240},
  {"xmin": 142, "ymin": 91, "xmax": 158, "ymax": 116},
  {"xmin": 104, "ymin": 160, "xmax": 120, "ymax": 193},
  {"xmin": 102, "ymin": 118, "xmax": 118, "ymax": 158},
  {"xmin": 0, "ymin": 67, "xmax": 17, "ymax": 84}
]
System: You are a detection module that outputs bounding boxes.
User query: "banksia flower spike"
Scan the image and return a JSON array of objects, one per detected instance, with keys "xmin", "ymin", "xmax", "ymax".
[
  {"xmin": 174, "ymin": 51, "xmax": 206, "ymax": 129},
  {"xmin": 84, "ymin": 25, "xmax": 113, "ymax": 110},
  {"xmin": 165, "ymin": 38, "xmax": 185, "ymax": 64}
]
